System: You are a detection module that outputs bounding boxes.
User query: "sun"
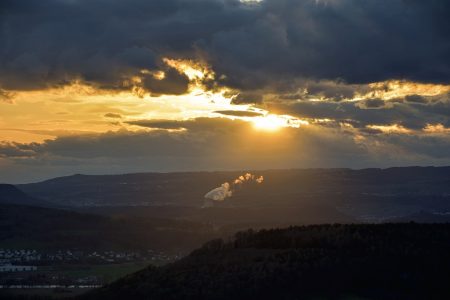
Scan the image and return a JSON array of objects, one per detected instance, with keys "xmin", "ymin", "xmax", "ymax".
[{"xmin": 252, "ymin": 115, "xmax": 286, "ymax": 131}]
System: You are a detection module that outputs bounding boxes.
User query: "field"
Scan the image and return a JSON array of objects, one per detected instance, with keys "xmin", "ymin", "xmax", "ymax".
[{"xmin": 0, "ymin": 261, "xmax": 156, "ymax": 299}]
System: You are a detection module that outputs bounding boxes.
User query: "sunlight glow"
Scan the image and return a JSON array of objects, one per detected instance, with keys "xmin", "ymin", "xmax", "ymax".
[
  {"xmin": 252, "ymin": 114, "xmax": 307, "ymax": 131},
  {"xmin": 253, "ymin": 115, "xmax": 284, "ymax": 131},
  {"xmin": 0, "ymin": 80, "xmax": 309, "ymax": 143}
]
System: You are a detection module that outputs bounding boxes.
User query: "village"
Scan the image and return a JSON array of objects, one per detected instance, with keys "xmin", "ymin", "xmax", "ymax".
[
  {"xmin": 0, "ymin": 248, "xmax": 179, "ymax": 266},
  {"xmin": 0, "ymin": 248, "xmax": 180, "ymax": 288}
]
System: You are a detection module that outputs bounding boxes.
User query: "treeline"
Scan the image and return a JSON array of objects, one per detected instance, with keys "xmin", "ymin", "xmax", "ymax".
[{"xmin": 197, "ymin": 223, "xmax": 450, "ymax": 252}]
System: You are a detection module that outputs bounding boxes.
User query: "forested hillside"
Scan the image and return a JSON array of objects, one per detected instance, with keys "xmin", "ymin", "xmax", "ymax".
[{"xmin": 85, "ymin": 223, "xmax": 450, "ymax": 300}]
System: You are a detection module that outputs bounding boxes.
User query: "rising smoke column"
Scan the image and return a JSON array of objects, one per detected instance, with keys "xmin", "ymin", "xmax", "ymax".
[
  {"xmin": 204, "ymin": 182, "xmax": 232, "ymax": 201},
  {"xmin": 203, "ymin": 173, "xmax": 264, "ymax": 204}
]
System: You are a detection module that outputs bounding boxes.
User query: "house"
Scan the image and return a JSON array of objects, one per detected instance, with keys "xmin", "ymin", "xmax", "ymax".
[{"xmin": 0, "ymin": 264, "xmax": 37, "ymax": 272}]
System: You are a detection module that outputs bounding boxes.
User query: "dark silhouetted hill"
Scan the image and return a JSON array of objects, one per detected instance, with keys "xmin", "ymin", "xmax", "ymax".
[
  {"xmin": 85, "ymin": 223, "xmax": 450, "ymax": 300},
  {"xmin": 0, "ymin": 204, "xmax": 221, "ymax": 252},
  {"xmin": 0, "ymin": 184, "xmax": 48, "ymax": 207}
]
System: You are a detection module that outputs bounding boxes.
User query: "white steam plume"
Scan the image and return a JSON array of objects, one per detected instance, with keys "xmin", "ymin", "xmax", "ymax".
[
  {"xmin": 204, "ymin": 182, "xmax": 232, "ymax": 202},
  {"xmin": 204, "ymin": 173, "xmax": 264, "ymax": 203}
]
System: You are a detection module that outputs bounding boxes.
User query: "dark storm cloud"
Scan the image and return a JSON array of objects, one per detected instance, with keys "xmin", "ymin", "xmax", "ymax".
[
  {"xmin": 1, "ymin": 0, "xmax": 449, "ymax": 94},
  {"xmin": 0, "ymin": 0, "xmax": 251, "ymax": 93},
  {"xmin": 141, "ymin": 68, "xmax": 190, "ymax": 96},
  {"xmin": 355, "ymin": 99, "xmax": 387, "ymax": 109},
  {"xmin": 404, "ymin": 95, "xmax": 428, "ymax": 104},
  {"xmin": 303, "ymin": 81, "xmax": 368, "ymax": 102},
  {"xmin": 207, "ymin": 0, "xmax": 450, "ymax": 90},
  {"xmin": 271, "ymin": 95, "xmax": 450, "ymax": 130},
  {"xmin": 231, "ymin": 92, "xmax": 264, "ymax": 104},
  {"xmin": 276, "ymin": 81, "xmax": 373, "ymax": 103}
]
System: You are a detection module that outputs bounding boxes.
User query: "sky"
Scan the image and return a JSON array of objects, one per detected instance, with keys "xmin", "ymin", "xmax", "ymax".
[{"xmin": 1, "ymin": 0, "xmax": 450, "ymax": 183}]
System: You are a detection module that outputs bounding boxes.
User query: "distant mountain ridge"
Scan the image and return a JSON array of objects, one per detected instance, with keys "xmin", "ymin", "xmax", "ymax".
[{"xmin": 17, "ymin": 167, "xmax": 450, "ymax": 223}]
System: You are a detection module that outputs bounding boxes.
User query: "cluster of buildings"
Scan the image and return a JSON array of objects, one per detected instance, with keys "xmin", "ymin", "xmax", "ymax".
[
  {"xmin": 0, "ymin": 248, "xmax": 180, "ymax": 273},
  {"xmin": 0, "ymin": 248, "xmax": 181, "ymax": 289},
  {"xmin": 0, "ymin": 250, "xmax": 39, "ymax": 273},
  {"xmin": 0, "ymin": 264, "xmax": 37, "ymax": 272},
  {"xmin": 87, "ymin": 249, "xmax": 180, "ymax": 263},
  {"xmin": 0, "ymin": 249, "xmax": 40, "ymax": 264}
]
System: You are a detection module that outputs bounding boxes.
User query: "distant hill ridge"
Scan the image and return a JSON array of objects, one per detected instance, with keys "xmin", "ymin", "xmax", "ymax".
[
  {"xmin": 21, "ymin": 166, "xmax": 450, "ymax": 184},
  {"xmin": 16, "ymin": 167, "xmax": 450, "ymax": 224}
]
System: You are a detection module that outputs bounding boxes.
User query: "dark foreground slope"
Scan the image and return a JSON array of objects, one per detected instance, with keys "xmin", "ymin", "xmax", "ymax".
[{"xmin": 85, "ymin": 223, "xmax": 450, "ymax": 300}]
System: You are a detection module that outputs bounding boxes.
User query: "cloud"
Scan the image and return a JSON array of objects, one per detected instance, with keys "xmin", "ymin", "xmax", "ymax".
[
  {"xmin": 104, "ymin": 113, "xmax": 122, "ymax": 119},
  {"xmin": 231, "ymin": 92, "xmax": 264, "ymax": 104},
  {"xmin": 207, "ymin": 0, "xmax": 450, "ymax": 90},
  {"xmin": 126, "ymin": 120, "xmax": 190, "ymax": 130},
  {"xmin": 126, "ymin": 117, "xmax": 241, "ymax": 131},
  {"xmin": 1, "ymin": 0, "xmax": 449, "ymax": 95},
  {"xmin": 0, "ymin": 142, "xmax": 41, "ymax": 158},
  {"xmin": 141, "ymin": 68, "xmax": 190, "ymax": 96},
  {"xmin": 1, "ymin": 0, "xmax": 450, "ymax": 182},
  {"xmin": 270, "ymin": 93, "xmax": 450, "ymax": 131},
  {"xmin": 214, "ymin": 110, "xmax": 263, "ymax": 117},
  {"xmin": 0, "ymin": 89, "xmax": 15, "ymax": 103},
  {"xmin": 404, "ymin": 94, "xmax": 428, "ymax": 104},
  {"xmin": 1, "ymin": 117, "xmax": 449, "ymax": 183},
  {"xmin": 355, "ymin": 99, "xmax": 387, "ymax": 109}
]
